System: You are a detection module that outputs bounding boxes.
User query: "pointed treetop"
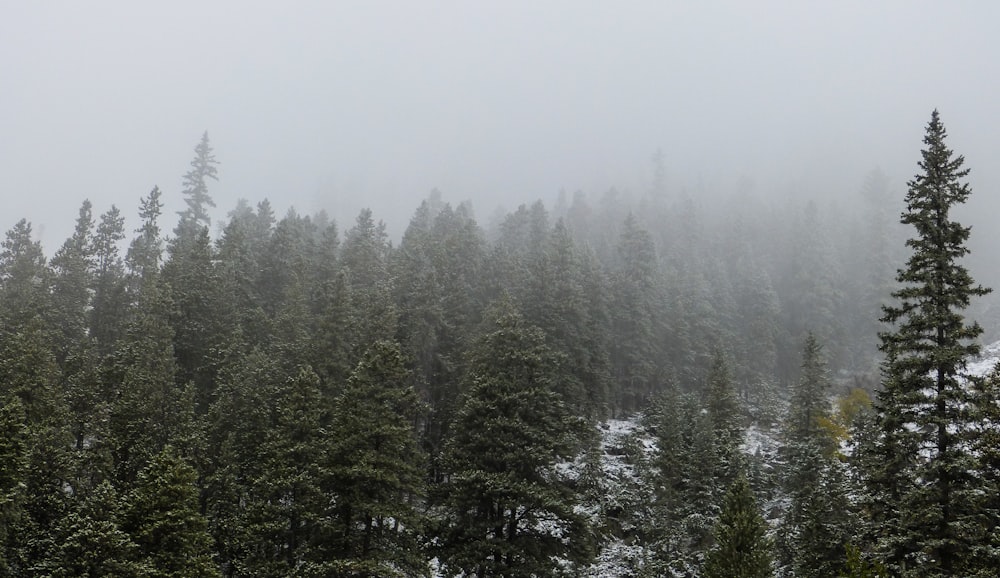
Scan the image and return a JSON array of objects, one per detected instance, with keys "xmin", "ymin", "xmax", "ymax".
[{"xmin": 177, "ymin": 131, "xmax": 219, "ymax": 233}]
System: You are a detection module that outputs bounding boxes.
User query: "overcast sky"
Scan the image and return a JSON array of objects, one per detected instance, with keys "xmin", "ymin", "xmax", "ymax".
[{"xmin": 2, "ymin": 1, "xmax": 999, "ymax": 251}]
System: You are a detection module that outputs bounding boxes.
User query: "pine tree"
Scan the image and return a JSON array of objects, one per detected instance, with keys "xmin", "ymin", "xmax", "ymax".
[
  {"xmin": 0, "ymin": 396, "xmax": 26, "ymax": 575},
  {"xmin": 166, "ymin": 134, "xmax": 227, "ymax": 409},
  {"xmin": 781, "ymin": 199, "xmax": 847, "ymax": 373},
  {"xmin": 321, "ymin": 340, "xmax": 428, "ymax": 576},
  {"xmin": 230, "ymin": 360, "xmax": 332, "ymax": 577},
  {"xmin": 706, "ymin": 351, "xmax": 742, "ymax": 487},
  {"xmin": 203, "ymin": 348, "xmax": 282, "ymax": 576},
  {"xmin": 257, "ymin": 209, "xmax": 316, "ymax": 320},
  {"xmin": 649, "ymin": 390, "xmax": 721, "ymax": 574},
  {"xmin": 267, "ymin": 366, "xmax": 328, "ymax": 572},
  {"xmin": 609, "ymin": 214, "xmax": 662, "ymax": 411},
  {"xmin": 0, "ymin": 223, "xmax": 75, "ymax": 570},
  {"xmin": 90, "ymin": 206, "xmax": 129, "ymax": 357},
  {"xmin": 849, "ymin": 168, "xmax": 899, "ymax": 371},
  {"xmin": 0, "ymin": 219, "xmax": 51, "ymax": 328},
  {"xmin": 126, "ymin": 187, "xmax": 165, "ymax": 288},
  {"xmin": 106, "ymin": 279, "xmax": 185, "ymax": 486},
  {"xmin": 311, "ymin": 268, "xmax": 353, "ymax": 389},
  {"xmin": 780, "ymin": 440, "xmax": 854, "ymax": 578},
  {"xmin": 871, "ymin": 110, "xmax": 991, "ymax": 576},
  {"xmin": 177, "ymin": 131, "xmax": 219, "ymax": 235},
  {"xmin": 533, "ymin": 220, "xmax": 611, "ymax": 418},
  {"xmin": 214, "ymin": 199, "xmax": 271, "ymax": 349},
  {"xmin": 438, "ymin": 298, "xmax": 592, "ymax": 577},
  {"xmin": 48, "ymin": 200, "xmax": 96, "ymax": 363},
  {"xmin": 702, "ymin": 472, "xmax": 773, "ymax": 578},
  {"xmin": 40, "ymin": 481, "xmax": 149, "ymax": 577},
  {"xmin": 213, "ymin": 364, "xmax": 326, "ymax": 576},
  {"xmin": 840, "ymin": 544, "xmax": 888, "ymax": 578},
  {"xmin": 124, "ymin": 446, "xmax": 218, "ymax": 577},
  {"xmin": 732, "ymin": 261, "xmax": 781, "ymax": 410},
  {"xmin": 162, "ymin": 226, "xmax": 225, "ymax": 412},
  {"xmin": 340, "ymin": 208, "xmax": 396, "ymax": 359},
  {"xmin": 779, "ymin": 335, "xmax": 854, "ymax": 576},
  {"xmin": 968, "ymin": 367, "xmax": 1000, "ymax": 573},
  {"xmin": 786, "ymin": 333, "xmax": 831, "ymax": 446},
  {"xmin": 392, "ymin": 199, "xmax": 486, "ymax": 480}
]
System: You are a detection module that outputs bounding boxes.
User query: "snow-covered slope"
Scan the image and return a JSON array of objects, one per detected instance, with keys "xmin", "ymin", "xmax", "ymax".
[
  {"xmin": 431, "ymin": 340, "xmax": 1000, "ymax": 577},
  {"xmin": 965, "ymin": 339, "xmax": 1000, "ymax": 378}
]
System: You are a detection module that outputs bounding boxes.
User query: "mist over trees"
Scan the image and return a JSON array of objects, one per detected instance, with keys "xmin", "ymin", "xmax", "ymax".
[{"xmin": 1, "ymin": 113, "xmax": 999, "ymax": 576}]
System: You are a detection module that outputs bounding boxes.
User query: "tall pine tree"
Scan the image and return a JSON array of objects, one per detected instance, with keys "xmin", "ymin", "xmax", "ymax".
[
  {"xmin": 870, "ymin": 109, "xmax": 991, "ymax": 576},
  {"xmin": 177, "ymin": 131, "xmax": 219, "ymax": 235}
]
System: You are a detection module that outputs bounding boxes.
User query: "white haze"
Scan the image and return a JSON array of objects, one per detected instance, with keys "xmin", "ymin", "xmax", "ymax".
[{"xmin": 2, "ymin": 1, "xmax": 999, "ymax": 286}]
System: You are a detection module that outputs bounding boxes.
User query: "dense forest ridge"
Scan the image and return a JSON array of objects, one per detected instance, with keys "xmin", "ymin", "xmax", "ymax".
[{"xmin": 2, "ymin": 112, "xmax": 999, "ymax": 576}]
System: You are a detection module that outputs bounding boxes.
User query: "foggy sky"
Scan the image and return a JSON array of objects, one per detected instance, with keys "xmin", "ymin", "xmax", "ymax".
[{"xmin": 3, "ymin": 1, "xmax": 999, "ymax": 256}]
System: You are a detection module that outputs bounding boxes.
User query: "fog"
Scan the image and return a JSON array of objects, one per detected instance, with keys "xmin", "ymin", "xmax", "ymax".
[{"xmin": 3, "ymin": 1, "xmax": 999, "ymax": 280}]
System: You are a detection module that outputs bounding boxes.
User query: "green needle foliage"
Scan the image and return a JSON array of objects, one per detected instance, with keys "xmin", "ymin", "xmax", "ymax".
[
  {"xmin": 870, "ymin": 110, "xmax": 992, "ymax": 576},
  {"xmin": 438, "ymin": 298, "xmax": 591, "ymax": 577},
  {"xmin": 124, "ymin": 446, "xmax": 218, "ymax": 578},
  {"xmin": 702, "ymin": 472, "xmax": 773, "ymax": 578}
]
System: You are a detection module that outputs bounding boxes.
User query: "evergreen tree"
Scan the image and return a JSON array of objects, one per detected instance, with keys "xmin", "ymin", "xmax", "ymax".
[
  {"xmin": 177, "ymin": 131, "xmax": 219, "ymax": 235},
  {"xmin": 0, "ymin": 397, "xmax": 26, "ymax": 575},
  {"xmin": 779, "ymin": 335, "xmax": 854, "ymax": 576},
  {"xmin": 840, "ymin": 544, "xmax": 888, "ymax": 578},
  {"xmin": 268, "ymin": 252, "xmax": 317, "ymax": 374},
  {"xmin": 780, "ymin": 440, "xmax": 854, "ymax": 578},
  {"xmin": 971, "ymin": 367, "xmax": 1000, "ymax": 572},
  {"xmin": 0, "ymin": 219, "xmax": 51, "ymax": 328},
  {"xmin": 609, "ymin": 214, "xmax": 662, "ymax": 411},
  {"xmin": 48, "ymin": 200, "xmax": 96, "ymax": 363},
  {"xmin": 126, "ymin": 187, "xmax": 165, "ymax": 289},
  {"xmin": 340, "ymin": 208, "xmax": 396, "ymax": 359},
  {"xmin": 124, "ymin": 446, "xmax": 219, "ymax": 577},
  {"xmin": 259, "ymin": 366, "xmax": 326, "ymax": 573},
  {"xmin": 210, "ymin": 364, "xmax": 332, "ymax": 578},
  {"xmin": 321, "ymin": 341, "xmax": 428, "ymax": 576},
  {"xmin": 786, "ymin": 333, "xmax": 832, "ymax": 447},
  {"xmin": 214, "ymin": 199, "xmax": 272, "ymax": 349},
  {"xmin": 848, "ymin": 168, "xmax": 899, "ymax": 371},
  {"xmin": 706, "ymin": 351, "xmax": 742, "ymax": 487},
  {"xmin": 207, "ymin": 363, "xmax": 327, "ymax": 576},
  {"xmin": 109, "ymin": 198, "xmax": 194, "ymax": 485},
  {"xmin": 673, "ymin": 259, "xmax": 726, "ymax": 386},
  {"xmin": 90, "ymin": 206, "xmax": 129, "ymax": 356},
  {"xmin": 392, "ymin": 198, "xmax": 486, "ymax": 478},
  {"xmin": 702, "ymin": 472, "xmax": 773, "ymax": 578},
  {"xmin": 0, "ymin": 223, "xmax": 75, "ymax": 571},
  {"xmin": 165, "ymin": 135, "xmax": 227, "ymax": 408},
  {"xmin": 531, "ymin": 220, "xmax": 611, "ymax": 418},
  {"xmin": 649, "ymin": 390, "xmax": 721, "ymax": 574},
  {"xmin": 438, "ymin": 298, "xmax": 591, "ymax": 577},
  {"xmin": 311, "ymin": 268, "xmax": 353, "ymax": 390},
  {"xmin": 163, "ymin": 226, "xmax": 225, "ymax": 412},
  {"xmin": 40, "ymin": 481, "xmax": 149, "ymax": 577},
  {"xmin": 871, "ymin": 110, "xmax": 991, "ymax": 576},
  {"xmin": 203, "ymin": 349, "xmax": 283, "ymax": 576},
  {"xmin": 257, "ymin": 209, "xmax": 317, "ymax": 320},
  {"xmin": 735, "ymin": 264, "xmax": 781, "ymax": 388},
  {"xmin": 62, "ymin": 345, "xmax": 113, "ymax": 497}
]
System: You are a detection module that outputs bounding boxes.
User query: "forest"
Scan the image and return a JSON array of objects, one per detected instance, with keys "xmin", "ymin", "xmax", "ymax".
[{"xmin": 1, "ymin": 111, "xmax": 999, "ymax": 577}]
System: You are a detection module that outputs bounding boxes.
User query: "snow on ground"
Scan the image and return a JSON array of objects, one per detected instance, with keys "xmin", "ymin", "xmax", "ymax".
[
  {"xmin": 431, "ymin": 414, "xmax": 789, "ymax": 577},
  {"xmin": 431, "ymin": 339, "xmax": 1000, "ymax": 576},
  {"xmin": 965, "ymin": 339, "xmax": 1000, "ymax": 378},
  {"xmin": 742, "ymin": 423, "xmax": 778, "ymax": 458}
]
